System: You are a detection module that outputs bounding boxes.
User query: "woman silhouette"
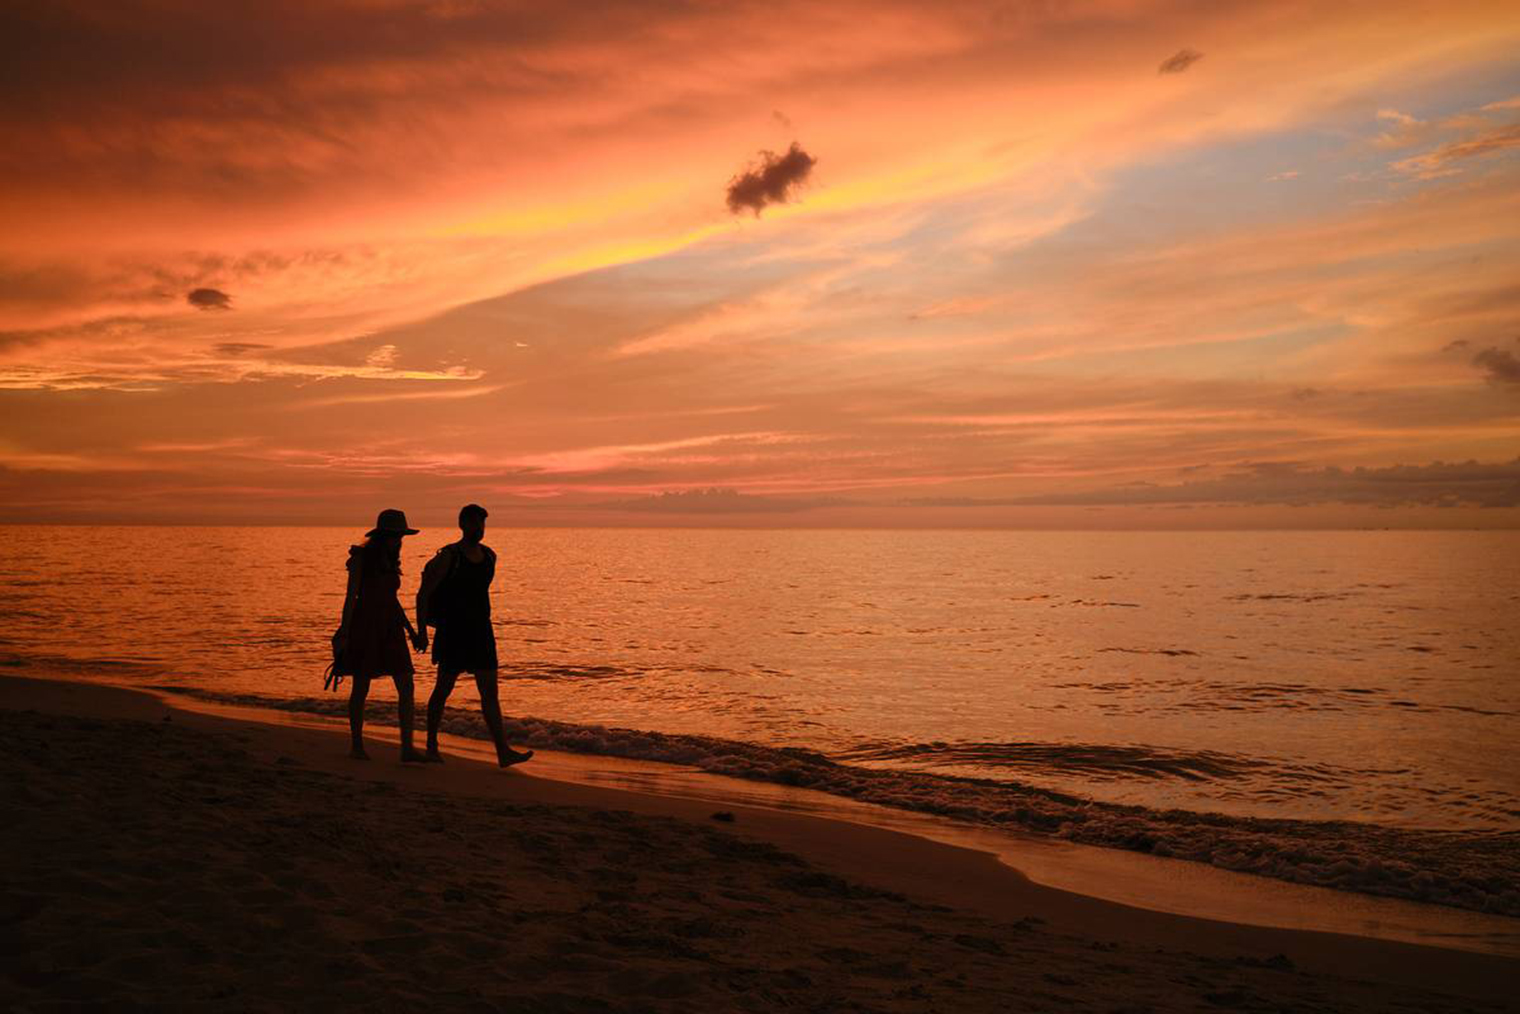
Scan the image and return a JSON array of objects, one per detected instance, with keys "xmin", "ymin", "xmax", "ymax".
[{"xmin": 340, "ymin": 509, "xmax": 427, "ymax": 762}]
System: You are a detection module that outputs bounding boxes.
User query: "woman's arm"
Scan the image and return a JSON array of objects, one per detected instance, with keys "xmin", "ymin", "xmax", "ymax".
[
  {"xmin": 339, "ymin": 556, "xmax": 361, "ymax": 640},
  {"xmin": 399, "ymin": 595, "xmax": 425, "ymax": 651},
  {"xmin": 338, "ymin": 556, "xmax": 358, "ymax": 650}
]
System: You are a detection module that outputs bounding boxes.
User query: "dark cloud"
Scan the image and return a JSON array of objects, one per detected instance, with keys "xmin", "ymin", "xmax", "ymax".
[
  {"xmin": 187, "ymin": 287, "xmax": 231, "ymax": 311},
  {"xmin": 1441, "ymin": 339, "xmax": 1471, "ymax": 353},
  {"xmin": 905, "ymin": 458, "xmax": 1520, "ymax": 509},
  {"xmin": 1473, "ymin": 346, "xmax": 1520, "ymax": 386},
  {"xmin": 212, "ymin": 341, "xmax": 271, "ymax": 356},
  {"xmin": 725, "ymin": 143, "xmax": 816, "ymax": 216},
  {"xmin": 1158, "ymin": 48, "xmax": 1203, "ymax": 74}
]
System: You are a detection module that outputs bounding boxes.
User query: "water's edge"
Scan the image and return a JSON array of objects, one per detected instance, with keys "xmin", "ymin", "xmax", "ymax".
[{"xmin": 147, "ymin": 681, "xmax": 1519, "ymax": 919}]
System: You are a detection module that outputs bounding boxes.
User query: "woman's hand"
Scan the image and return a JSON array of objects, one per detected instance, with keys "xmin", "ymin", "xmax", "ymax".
[{"xmin": 411, "ymin": 629, "xmax": 428, "ymax": 653}]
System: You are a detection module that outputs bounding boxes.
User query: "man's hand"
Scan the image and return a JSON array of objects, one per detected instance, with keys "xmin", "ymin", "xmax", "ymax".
[{"xmin": 411, "ymin": 630, "xmax": 428, "ymax": 652}]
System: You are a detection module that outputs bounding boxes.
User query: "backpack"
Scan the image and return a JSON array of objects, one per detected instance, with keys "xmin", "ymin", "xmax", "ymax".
[
  {"xmin": 423, "ymin": 545, "xmax": 463, "ymax": 628},
  {"xmin": 323, "ymin": 629, "xmax": 352, "ymax": 691}
]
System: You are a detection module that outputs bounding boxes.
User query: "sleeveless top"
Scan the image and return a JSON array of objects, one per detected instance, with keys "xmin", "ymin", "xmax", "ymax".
[
  {"xmin": 431, "ymin": 544, "xmax": 498, "ymax": 671},
  {"xmin": 440, "ymin": 546, "xmax": 494, "ymax": 622}
]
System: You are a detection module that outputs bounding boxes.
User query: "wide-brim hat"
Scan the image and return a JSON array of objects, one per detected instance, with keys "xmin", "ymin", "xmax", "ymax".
[{"xmin": 365, "ymin": 508, "xmax": 419, "ymax": 538}]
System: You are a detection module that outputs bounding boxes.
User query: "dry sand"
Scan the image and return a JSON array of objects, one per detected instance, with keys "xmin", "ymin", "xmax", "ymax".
[{"xmin": 2, "ymin": 674, "xmax": 1514, "ymax": 1013}]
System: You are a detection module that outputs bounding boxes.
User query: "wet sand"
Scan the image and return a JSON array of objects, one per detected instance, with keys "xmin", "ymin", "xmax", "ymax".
[{"xmin": 2, "ymin": 675, "xmax": 1514, "ymax": 1012}]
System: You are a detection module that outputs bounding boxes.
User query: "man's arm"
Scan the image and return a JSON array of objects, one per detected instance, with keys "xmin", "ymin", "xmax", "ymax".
[{"xmin": 415, "ymin": 544, "xmax": 451, "ymax": 633}]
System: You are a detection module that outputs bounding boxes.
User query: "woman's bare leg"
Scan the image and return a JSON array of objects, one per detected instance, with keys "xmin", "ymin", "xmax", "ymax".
[
  {"xmin": 347, "ymin": 676, "xmax": 371, "ymax": 759},
  {"xmin": 426, "ymin": 669, "xmax": 460, "ymax": 759}
]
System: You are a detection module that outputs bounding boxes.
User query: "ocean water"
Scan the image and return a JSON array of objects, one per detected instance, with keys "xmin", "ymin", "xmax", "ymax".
[{"xmin": 2, "ymin": 525, "xmax": 1517, "ymax": 912}]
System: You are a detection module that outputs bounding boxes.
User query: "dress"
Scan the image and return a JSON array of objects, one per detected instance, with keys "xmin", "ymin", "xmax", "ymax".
[
  {"xmin": 431, "ymin": 545, "xmax": 499, "ymax": 673},
  {"xmin": 346, "ymin": 546, "xmax": 415, "ymax": 679}
]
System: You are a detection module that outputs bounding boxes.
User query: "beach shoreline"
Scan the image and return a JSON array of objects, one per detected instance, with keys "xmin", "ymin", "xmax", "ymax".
[
  {"xmin": 138, "ymin": 676, "xmax": 1520, "ymax": 926},
  {"xmin": 108, "ymin": 676, "xmax": 1520, "ymax": 959},
  {"xmin": 3, "ymin": 673, "xmax": 1516, "ymax": 1011}
]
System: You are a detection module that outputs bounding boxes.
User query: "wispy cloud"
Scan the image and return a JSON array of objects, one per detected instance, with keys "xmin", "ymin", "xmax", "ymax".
[
  {"xmin": 1393, "ymin": 121, "xmax": 1520, "ymax": 178},
  {"xmin": 508, "ymin": 432, "xmax": 811, "ymax": 476},
  {"xmin": 1372, "ymin": 107, "xmax": 1430, "ymax": 148},
  {"xmin": 136, "ymin": 437, "xmax": 257, "ymax": 453},
  {"xmin": 297, "ymin": 383, "xmax": 511, "ymax": 409},
  {"xmin": 592, "ymin": 488, "xmax": 848, "ymax": 514}
]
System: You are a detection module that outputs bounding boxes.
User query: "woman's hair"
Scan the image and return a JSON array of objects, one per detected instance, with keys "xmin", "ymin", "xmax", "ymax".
[{"xmin": 361, "ymin": 533, "xmax": 402, "ymax": 573}]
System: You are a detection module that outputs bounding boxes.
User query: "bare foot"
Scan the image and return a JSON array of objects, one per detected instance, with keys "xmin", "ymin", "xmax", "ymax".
[
  {"xmin": 400, "ymin": 748, "xmax": 429, "ymax": 764},
  {"xmin": 424, "ymin": 749, "xmax": 445, "ymax": 764},
  {"xmin": 350, "ymin": 746, "xmax": 371, "ymax": 761},
  {"xmin": 498, "ymin": 747, "xmax": 533, "ymax": 768}
]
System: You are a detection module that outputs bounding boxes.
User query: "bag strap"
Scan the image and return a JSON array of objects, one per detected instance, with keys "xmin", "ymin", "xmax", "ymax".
[{"xmin": 348, "ymin": 547, "xmax": 366, "ymax": 606}]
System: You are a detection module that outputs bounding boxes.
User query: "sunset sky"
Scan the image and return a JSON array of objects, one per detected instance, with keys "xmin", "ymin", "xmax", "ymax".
[{"xmin": 3, "ymin": 0, "xmax": 1518, "ymax": 526}]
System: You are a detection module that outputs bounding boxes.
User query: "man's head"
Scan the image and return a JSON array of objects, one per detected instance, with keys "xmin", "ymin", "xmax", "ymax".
[{"xmin": 458, "ymin": 502, "xmax": 488, "ymax": 542}]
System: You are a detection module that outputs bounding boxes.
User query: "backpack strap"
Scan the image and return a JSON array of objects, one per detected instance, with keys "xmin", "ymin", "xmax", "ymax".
[{"xmin": 435, "ymin": 543, "xmax": 463, "ymax": 583}]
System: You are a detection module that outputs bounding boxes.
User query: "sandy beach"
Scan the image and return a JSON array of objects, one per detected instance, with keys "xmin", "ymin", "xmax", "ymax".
[{"xmin": 2, "ymin": 674, "xmax": 1514, "ymax": 1012}]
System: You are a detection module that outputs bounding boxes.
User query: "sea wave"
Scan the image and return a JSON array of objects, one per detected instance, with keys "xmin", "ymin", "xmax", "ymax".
[
  {"xmin": 152, "ymin": 685, "xmax": 1520, "ymax": 918},
  {"xmin": 1047, "ymin": 677, "xmax": 1518, "ymax": 717},
  {"xmin": 0, "ymin": 652, "xmax": 168, "ymax": 680},
  {"xmin": 836, "ymin": 740, "xmax": 1270, "ymax": 781}
]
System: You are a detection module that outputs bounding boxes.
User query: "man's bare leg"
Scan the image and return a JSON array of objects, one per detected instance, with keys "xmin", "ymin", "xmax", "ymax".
[
  {"xmin": 395, "ymin": 675, "xmax": 426, "ymax": 763},
  {"xmin": 476, "ymin": 669, "xmax": 532, "ymax": 766},
  {"xmin": 425, "ymin": 669, "xmax": 460, "ymax": 760}
]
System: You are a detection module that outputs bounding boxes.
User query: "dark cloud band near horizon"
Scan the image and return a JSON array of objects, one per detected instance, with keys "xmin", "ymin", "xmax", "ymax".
[{"xmin": 905, "ymin": 459, "xmax": 1520, "ymax": 510}]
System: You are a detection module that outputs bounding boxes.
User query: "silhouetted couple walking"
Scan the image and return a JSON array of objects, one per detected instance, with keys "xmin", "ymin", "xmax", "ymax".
[{"xmin": 337, "ymin": 504, "xmax": 533, "ymax": 768}]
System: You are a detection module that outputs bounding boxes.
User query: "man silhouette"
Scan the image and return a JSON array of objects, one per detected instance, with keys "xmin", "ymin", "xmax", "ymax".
[{"xmin": 415, "ymin": 503, "xmax": 533, "ymax": 766}]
